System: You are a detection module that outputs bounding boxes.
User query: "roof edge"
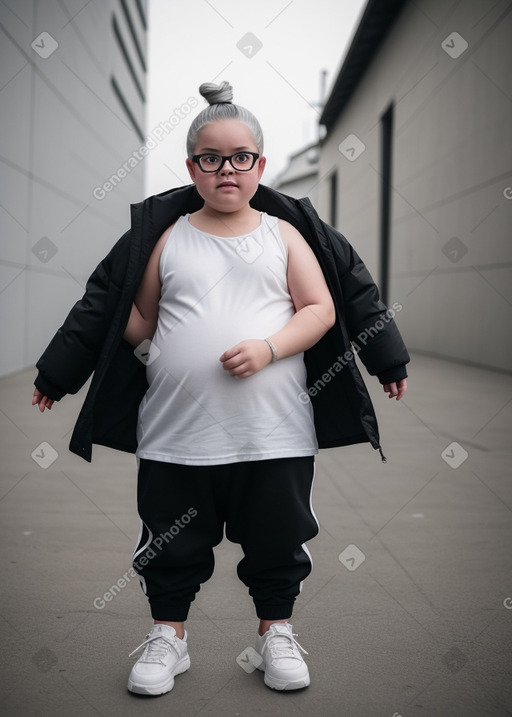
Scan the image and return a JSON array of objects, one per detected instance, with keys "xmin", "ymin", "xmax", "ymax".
[{"xmin": 319, "ymin": 0, "xmax": 408, "ymax": 130}]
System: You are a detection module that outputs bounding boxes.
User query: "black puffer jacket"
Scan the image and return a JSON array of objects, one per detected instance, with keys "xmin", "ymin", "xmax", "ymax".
[{"xmin": 35, "ymin": 183, "xmax": 410, "ymax": 463}]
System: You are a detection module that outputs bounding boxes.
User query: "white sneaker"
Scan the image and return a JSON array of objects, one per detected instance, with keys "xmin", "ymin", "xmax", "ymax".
[
  {"xmin": 255, "ymin": 622, "xmax": 310, "ymax": 690},
  {"xmin": 127, "ymin": 624, "xmax": 190, "ymax": 695}
]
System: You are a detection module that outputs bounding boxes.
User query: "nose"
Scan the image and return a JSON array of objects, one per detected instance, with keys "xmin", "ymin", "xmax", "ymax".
[{"xmin": 219, "ymin": 157, "xmax": 234, "ymax": 173}]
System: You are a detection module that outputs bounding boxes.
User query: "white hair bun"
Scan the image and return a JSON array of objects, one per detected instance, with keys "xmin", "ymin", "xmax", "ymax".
[{"xmin": 199, "ymin": 81, "xmax": 233, "ymax": 105}]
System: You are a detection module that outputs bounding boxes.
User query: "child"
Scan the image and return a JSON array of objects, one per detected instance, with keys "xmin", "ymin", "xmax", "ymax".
[{"xmin": 33, "ymin": 81, "xmax": 409, "ymax": 696}]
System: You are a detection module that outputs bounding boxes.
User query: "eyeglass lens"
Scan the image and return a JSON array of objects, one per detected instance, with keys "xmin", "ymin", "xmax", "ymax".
[{"xmin": 199, "ymin": 153, "xmax": 256, "ymax": 171}]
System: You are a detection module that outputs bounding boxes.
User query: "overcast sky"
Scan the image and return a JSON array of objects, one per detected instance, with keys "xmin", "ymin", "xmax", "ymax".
[{"xmin": 143, "ymin": 0, "xmax": 367, "ymax": 195}]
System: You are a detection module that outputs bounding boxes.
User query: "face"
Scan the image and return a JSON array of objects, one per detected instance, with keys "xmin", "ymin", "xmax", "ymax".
[{"xmin": 186, "ymin": 118, "xmax": 266, "ymax": 214}]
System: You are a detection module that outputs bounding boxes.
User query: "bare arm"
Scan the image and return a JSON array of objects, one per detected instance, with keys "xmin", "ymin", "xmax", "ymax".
[
  {"xmin": 122, "ymin": 225, "xmax": 173, "ymax": 347},
  {"xmin": 268, "ymin": 219, "xmax": 336, "ymax": 357},
  {"xmin": 220, "ymin": 220, "xmax": 336, "ymax": 378}
]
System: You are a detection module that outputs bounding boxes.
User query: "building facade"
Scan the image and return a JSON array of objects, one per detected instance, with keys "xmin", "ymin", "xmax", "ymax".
[
  {"xmin": 0, "ymin": 0, "xmax": 147, "ymax": 376},
  {"xmin": 273, "ymin": 142, "xmax": 320, "ymax": 210},
  {"xmin": 318, "ymin": 0, "xmax": 512, "ymax": 372}
]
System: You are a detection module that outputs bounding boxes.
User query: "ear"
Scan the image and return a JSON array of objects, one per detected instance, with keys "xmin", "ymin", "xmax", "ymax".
[
  {"xmin": 256, "ymin": 155, "xmax": 266, "ymax": 180},
  {"xmin": 186, "ymin": 157, "xmax": 197, "ymax": 182}
]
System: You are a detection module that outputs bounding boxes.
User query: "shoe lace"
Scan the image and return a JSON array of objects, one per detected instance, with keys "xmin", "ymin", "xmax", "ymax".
[
  {"xmin": 267, "ymin": 628, "xmax": 309, "ymax": 660},
  {"xmin": 129, "ymin": 633, "xmax": 178, "ymax": 664}
]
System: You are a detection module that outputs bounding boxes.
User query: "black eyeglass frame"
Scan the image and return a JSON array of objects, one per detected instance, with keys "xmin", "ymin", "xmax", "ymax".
[{"xmin": 191, "ymin": 152, "xmax": 260, "ymax": 173}]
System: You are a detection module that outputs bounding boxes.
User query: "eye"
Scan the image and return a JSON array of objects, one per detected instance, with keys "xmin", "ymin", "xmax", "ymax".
[
  {"xmin": 234, "ymin": 153, "xmax": 251, "ymax": 163},
  {"xmin": 203, "ymin": 154, "xmax": 220, "ymax": 164}
]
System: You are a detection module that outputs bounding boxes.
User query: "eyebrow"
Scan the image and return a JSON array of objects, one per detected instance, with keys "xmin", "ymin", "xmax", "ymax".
[{"xmin": 197, "ymin": 146, "xmax": 253, "ymax": 153}]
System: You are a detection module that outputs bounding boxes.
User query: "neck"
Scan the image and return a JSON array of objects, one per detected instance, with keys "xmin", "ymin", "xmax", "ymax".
[
  {"xmin": 200, "ymin": 203, "xmax": 256, "ymax": 223},
  {"xmin": 193, "ymin": 203, "xmax": 260, "ymax": 237}
]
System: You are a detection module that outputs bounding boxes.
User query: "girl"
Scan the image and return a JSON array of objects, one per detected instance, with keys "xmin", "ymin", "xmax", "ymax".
[
  {"xmin": 33, "ymin": 81, "xmax": 409, "ymax": 697},
  {"xmin": 123, "ymin": 80, "xmax": 335, "ymax": 695}
]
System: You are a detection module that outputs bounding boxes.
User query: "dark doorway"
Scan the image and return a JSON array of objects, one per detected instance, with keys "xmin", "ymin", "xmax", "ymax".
[
  {"xmin": 329, "ymin": 170, "xmax": 338, "ymax": 228},
  {"xmin": 380, "ymin": 103, "xmax": 394, "ymax": 305}
]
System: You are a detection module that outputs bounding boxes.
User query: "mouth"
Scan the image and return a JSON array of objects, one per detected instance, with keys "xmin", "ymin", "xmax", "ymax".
[{"xmin": 217, "ymin": 181, "xmax": 238, "ymax": 188}]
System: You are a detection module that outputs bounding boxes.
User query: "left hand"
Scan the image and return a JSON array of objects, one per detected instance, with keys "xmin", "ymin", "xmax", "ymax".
[
  {"xmin": 32, "ymin": 388, "xmax": 54, "ymax": 412},
  {"xmin": 383, "ymin": 378, "xmax": 407, "ymax": 400},
  {"xmin": 220, "ymin": 339, "xmax": 273, "ymax": 379}
]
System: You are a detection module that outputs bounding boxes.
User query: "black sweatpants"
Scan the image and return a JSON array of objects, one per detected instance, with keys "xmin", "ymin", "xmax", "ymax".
[{"xmin": 133, "ymin": 456, "xmax": 319, "ymax": 621}]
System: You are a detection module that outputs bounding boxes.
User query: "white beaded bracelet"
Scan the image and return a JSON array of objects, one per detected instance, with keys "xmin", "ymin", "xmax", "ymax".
[{"xmin": 264, "ymin": 337, "xmax": 278, "ymax": 362}]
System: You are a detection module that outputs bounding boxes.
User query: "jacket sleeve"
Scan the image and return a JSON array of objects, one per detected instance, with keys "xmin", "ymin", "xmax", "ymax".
[
  {"xmin": 331, "ymin": 230, "xmax": 410, "ymax": 384},
  {"xmin": 252, "ymin": 187, "xmax": 410, "ymax": 385},
  {"xmin": 34, "ymin": 231, "xmax": 130, "ymax": 400}
]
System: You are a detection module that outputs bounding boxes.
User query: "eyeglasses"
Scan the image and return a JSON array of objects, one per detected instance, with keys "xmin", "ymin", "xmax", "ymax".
[{"xmin": 191, "ymin": 152, "xmax": 260, "ymax": 173}]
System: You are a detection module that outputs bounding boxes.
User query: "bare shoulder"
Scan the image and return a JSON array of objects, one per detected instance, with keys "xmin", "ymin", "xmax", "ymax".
[
  {"xmin": 158, "ymin": 221, "xmax": 177, "ymax": 247},
  {"xmin": 140, "ymin": 222, "xmax": 178, "ymax": 289},
  {"xmin": 277, "ymin": 218, "xmax": 307, "ymax": 251},
  {"xmin": 150, "ymin": 221, "xmax": 177, "ymax": 260}
]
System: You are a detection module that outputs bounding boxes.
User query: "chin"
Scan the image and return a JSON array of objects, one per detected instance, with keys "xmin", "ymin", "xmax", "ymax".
[{"xmin": 211, "ymin": 194, "xmax": 249, "ymax": 210}]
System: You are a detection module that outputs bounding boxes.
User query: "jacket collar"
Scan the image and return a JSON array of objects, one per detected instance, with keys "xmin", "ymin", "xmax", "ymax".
[{"xmin": 131, "ymin": 182, "xmax": 320, "ymax": 244}]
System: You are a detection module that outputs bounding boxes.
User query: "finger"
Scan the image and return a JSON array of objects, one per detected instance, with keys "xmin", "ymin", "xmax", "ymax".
[
  {"xmin": 222, "ymin": 355, "xmax": 245, "ymax": 371},
  {"xmin": 396, "ymin": 383, "xmax": 407, "ymax": 400},
  {"xmin": 40, "ymin": 396, "xmax": 52, "ymax": 412},
  {"xmin": 232, "ymin": 369, "xmax": 253, "ymax": 379},
  {"xmin": 383, "ymin": 383, "xmax": 396, "ymax": 397},
  {"xmin": 219, "ymin": 346, "xmax": 240, "ymax": 363},
  {"xmin": 220, "ymin": 354, "xmax": 242, "ymax": 368},
  {"xmin": 229, "ymin": 362, "xmax": 250, "ymax": 376}
]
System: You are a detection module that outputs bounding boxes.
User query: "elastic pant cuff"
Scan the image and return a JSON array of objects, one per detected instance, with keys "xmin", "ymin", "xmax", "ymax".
[
  {"xmin": 150, "ymin": 601, "xmax": 191, "ymax": 622},
  {"xmin": 254, "ymin": 602, "xmax": 294, "ymax": 620}
]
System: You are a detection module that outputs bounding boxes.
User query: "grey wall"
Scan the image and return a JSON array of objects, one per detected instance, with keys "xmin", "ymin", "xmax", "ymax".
[
  {"xmin": 318, "ymin": 0, "xmax": 512, "ymax": 372},
  {"xmin": 273, "ymin": 144, "xmax": 320, "ymax": 208},
  {"xmin": 274, "ymin": 173, "xmax": 320, "ymax": 209},
  {"xmin": 0, "ymin": 0, "xmax": 147, "ymax": 377}
]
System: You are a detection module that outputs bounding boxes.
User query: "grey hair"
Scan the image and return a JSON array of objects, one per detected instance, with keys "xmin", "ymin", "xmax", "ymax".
[{"xmin": 186, "ymin": 81, "xmax": 264, "ymax": 157}]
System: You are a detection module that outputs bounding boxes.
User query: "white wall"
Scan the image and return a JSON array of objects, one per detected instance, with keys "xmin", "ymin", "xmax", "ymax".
[
  {"xmin": 318, "ymin": 0, "xmax": 512, "ymax": 372},
  {"xmin": 0, "ymin": 0, "xmax": 147, "ymax": 376}
]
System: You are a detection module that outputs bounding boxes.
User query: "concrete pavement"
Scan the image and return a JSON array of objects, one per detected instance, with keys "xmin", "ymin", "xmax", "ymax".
[{"xmin": 0, "ymin": 352, "xmax": 511, "ymax": 716}]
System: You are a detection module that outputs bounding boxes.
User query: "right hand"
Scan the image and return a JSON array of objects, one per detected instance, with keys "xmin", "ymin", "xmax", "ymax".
[
  {"xmin": 32, "ymin": 388, "xmax": 54, "ymax": 412},
  {"xmin": 219, "ymin": 339, "xmax": 273, "ymax": 379}
]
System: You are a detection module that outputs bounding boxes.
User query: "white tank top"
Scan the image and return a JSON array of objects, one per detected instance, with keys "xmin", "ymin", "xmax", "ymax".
[{"xmin": 136, "ymin": 212, "xmax": 318, "ymax": 465}]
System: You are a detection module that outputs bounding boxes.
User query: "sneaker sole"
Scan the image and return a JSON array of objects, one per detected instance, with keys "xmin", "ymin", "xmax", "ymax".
[
  {"xmin": 257, "ymin": 664, "xmax": 310, "ymax": 691},
  {"xmin": 127, "ymin": 654, "xmax": 190, "ymax": 695}
]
